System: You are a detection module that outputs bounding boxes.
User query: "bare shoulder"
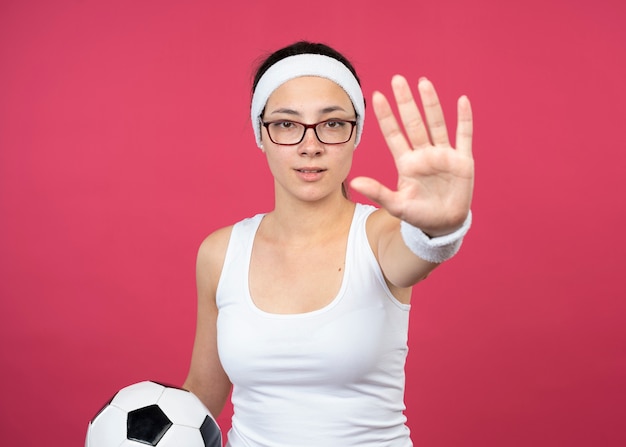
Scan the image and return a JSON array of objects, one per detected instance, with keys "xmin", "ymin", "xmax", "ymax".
[
  {"xmin": 364, "ymin": 208, "xmax": 400, "ymax": 256},
  {"xmin": 367, "ymin": 207, "xmax": 398, "ymax": 228},
  {"xmin": 196, "ymin": 225, "xmax": 234, "ymax": 290},
  {"xmin": 365, "ymin": 208, "xmax": 418, "ymax": 304},
  {"xmin": 198, "ymin": 226, "xmax": 233, "ymax": 262}
]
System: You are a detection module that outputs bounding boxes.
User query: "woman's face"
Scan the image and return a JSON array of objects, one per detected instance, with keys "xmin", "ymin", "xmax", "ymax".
[{"xmin": 261, "ymin": 76, "xmax": 357, "ymax": 203}]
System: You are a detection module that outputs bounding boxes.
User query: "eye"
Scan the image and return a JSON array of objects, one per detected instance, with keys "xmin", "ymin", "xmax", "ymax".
[
  {"xmin": 323, "ymin": 120, "xmax": 348, "ymax": 129},
  {"xmin": 272, "ymin": 120, "xmax": 297, "ymax": 129}
]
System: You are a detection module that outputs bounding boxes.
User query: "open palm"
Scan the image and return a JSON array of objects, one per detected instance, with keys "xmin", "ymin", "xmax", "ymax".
[{"xmin": 351, "ymin": 75, "xmax": 474, "ymax": 237}]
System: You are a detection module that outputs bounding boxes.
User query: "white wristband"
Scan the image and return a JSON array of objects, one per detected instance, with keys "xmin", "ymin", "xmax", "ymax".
[{"xmin": 400, "ymin": 211, "xmax": 472, "ymax": 263}]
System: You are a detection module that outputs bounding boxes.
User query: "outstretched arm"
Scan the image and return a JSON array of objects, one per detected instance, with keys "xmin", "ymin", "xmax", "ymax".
[{"xmin": 351, "ymin": 75, "xmax": 474, "ymax": 288}]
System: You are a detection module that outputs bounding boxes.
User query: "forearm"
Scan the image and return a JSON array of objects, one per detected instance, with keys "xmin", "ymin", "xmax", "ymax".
[
  {"xmin": 376, "ymin": 211, "xmax": 472, "ymax": 288},
  {"xmin": 183, "ymin": 353, "xmax": 232, "ymax": 418}
]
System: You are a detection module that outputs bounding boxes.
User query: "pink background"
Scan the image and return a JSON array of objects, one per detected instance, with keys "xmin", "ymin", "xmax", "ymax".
[{"xmin": 1, "ymin": 0, "xmax": 625, "ymax": 445}]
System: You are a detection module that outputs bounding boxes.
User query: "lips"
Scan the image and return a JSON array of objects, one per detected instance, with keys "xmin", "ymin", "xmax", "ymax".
[
  {"xmin": 295, "ymin": 167, "xmax": 326, "ymax": 173},
  {"xmin": 294, "ymin": 167, "xmax": 326, "ymax": 181}
]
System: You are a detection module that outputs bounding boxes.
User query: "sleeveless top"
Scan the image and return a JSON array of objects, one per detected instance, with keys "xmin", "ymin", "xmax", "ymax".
[{"xmin": 216, "ymin": 203, "xmax": 413, "ymax": 446}]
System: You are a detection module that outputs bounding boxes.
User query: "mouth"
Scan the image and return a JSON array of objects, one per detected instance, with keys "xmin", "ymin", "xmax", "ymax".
[{"xmin": 295, "ymin": 168, "xmax": 326, "ymax": 173}]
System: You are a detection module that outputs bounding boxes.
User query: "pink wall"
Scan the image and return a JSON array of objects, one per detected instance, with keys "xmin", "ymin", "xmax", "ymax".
[{"xmin": 1, "ymin": 0, "xmax": 625, "ymax": 445}]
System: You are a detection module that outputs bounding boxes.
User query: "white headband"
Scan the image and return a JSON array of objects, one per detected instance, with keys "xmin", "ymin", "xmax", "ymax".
[{"xmin": 251, "ymin": 53, "xmax": 365, "ymax": 149}]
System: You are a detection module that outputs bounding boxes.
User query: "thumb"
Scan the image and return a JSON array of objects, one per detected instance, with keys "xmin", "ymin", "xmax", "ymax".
[{"xmin": 350, "ymin": 177, "xmax": 398, "ymax": 211}]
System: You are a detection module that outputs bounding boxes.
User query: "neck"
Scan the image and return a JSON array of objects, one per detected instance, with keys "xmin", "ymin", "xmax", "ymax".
[{"xmin": 265, "ymin": 189, "xmax": 355, "ymax": 244}]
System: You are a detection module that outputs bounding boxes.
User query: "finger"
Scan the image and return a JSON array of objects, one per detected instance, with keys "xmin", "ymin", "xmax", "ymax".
[
  {"xmin": 455, "ymin": 95, "xmax": 473, "ymax": 157},
  {"xmin": 372, "ymin": 90, "xmax": 411, "ymax": 161},
  {"xmin": 391, "ymin": 75, "xmax": 430, "ymax": 149},
  {"xmin": 350, "ymin": 176, "xmax": 402, "ymax": 215},
  {"xmin": 418, "ymin": 78, "xmax": 450, "ymax": 147}
]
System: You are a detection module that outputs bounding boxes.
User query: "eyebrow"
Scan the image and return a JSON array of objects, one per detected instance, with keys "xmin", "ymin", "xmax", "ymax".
[{"xmin": 268, "ymin": 105, "xmax": 350, "ymax": 116}]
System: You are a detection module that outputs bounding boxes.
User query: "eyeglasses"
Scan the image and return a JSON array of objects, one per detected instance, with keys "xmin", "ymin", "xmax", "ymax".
[{"xmin": 261, "ymin": 119, "xmax": 357, "ymax": 145}]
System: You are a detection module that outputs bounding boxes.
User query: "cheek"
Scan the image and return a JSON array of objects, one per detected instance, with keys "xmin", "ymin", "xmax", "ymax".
[
  {"xmin": 264, "ymin": 149, "xmax": 290, "ymax": 178},
  {"xmin": 338, "ymin": 149, "xmax": 355, "ymax": 178}
]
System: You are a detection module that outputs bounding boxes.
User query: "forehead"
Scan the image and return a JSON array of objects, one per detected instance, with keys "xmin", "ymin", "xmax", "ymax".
[{"xmin": 265, "ymin": 76, "xmax": 353, "ymax": 111}]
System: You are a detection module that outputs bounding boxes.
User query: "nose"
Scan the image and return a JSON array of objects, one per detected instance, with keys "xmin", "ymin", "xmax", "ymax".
[{"xmin": 298, "ymin": 127, "xmax": 324, "ymax": 156}]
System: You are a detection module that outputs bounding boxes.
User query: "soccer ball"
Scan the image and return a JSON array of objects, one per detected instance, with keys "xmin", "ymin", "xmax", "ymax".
[{"xmin": 85, "ymin": 381, "xmax": 222, "ymax": 447}]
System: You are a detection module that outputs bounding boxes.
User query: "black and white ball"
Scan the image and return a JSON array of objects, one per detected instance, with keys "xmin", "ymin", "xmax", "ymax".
[{"xmin": 85, "ymin": 381, "xmax": 221, "ymax": 447}]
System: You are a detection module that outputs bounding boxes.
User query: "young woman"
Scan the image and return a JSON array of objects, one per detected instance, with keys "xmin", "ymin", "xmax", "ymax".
[{"xmin": 184, "ymin": 41, "xmax": 474, "ymax": 446}]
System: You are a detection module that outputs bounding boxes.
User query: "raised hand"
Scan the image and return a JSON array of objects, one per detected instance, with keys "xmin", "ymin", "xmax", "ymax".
[{"xmin": 350, "ymin": 75, "xmax": 474, "ymax": 237}]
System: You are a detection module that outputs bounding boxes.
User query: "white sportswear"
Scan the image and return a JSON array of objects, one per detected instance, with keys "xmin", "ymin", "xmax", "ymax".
[{"xmin": 216, "ymin": 204, "xmax": 413, "ymax": 446}]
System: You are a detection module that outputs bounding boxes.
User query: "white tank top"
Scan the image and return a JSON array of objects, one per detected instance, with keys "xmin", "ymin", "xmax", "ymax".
[{"xmin": 216, "ymin": 203, "xmax": 413, "ymax": 446}]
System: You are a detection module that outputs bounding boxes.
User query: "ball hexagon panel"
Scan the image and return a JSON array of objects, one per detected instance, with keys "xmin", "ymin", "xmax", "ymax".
[
  {"xmin": 112, "ymin": 381, "xmax": 167, "ymax": 412},
  {"xmin": 86, "ymin": 404, "xmax": 127, "ymax": 447},
  {"xmin": 157, "ymin": 385, "xmax": 209, "ymax": 428}
]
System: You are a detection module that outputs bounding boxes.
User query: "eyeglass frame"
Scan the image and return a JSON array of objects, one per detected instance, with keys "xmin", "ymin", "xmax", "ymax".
[{"xmin": 260, "ymin": 118, "xmax": 358, "ymax": 146}]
